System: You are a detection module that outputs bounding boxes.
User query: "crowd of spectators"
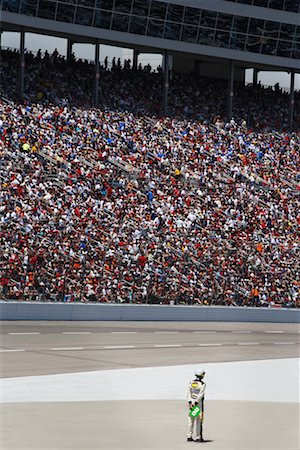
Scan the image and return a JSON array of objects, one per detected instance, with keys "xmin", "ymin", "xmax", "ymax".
[
  {"xmin": 0, "ymin": 48, "xmax": 299, "ymax": 307},
  {"xmin": 0, "ymin": 100, "xmax": 299, "ymax": 306},
  {"xmin": 1, "ymin": 48, "xmax": 299, "ymax": 130}
]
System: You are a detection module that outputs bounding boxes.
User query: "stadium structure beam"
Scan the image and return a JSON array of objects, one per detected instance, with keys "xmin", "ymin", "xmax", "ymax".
[
  {"xmin": 94, "ymin": 40, "xmax": 100, "ymax": 107},
  {"xmin": 289, "ymin": 71, "xmax": 295, "ymax": 132},
  {"xmin": 253, "ymin": 68, "xmax": 259, "ymax": 85},
  {"xmin": 67, "ymin": 39, "xmax": 74, "ymax": 61},
  {"xmin": 19, "ymin": 28, "xmax": 25, "ymax": 98},
  {"xmin": 163, "ymin": 50, "xmax": 169, "ymax": 116},
  {"xmin": 2, "ymin": 8, "xmax": 300, "ymax": 71},
  {"xmin": 228, "ymin": 60, "xmax": 234, "ymax": 119},
  {"xmin": 133, "ymin": 49, "xmax": 138, "ymax": 70}
]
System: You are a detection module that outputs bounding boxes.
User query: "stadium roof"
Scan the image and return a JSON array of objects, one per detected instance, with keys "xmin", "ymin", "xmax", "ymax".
[{"xmin": 2, "ymin": 0, "xmax": 300, "ymax": 72}]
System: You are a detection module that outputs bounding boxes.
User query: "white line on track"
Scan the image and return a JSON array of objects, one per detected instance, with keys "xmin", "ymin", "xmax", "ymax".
[
  {"xmin": 237, "ymin": 342, "xmax": 259, "ymax": 346},
  {"xmin": 9, "ymin": 332, "xmax": 40, "ymax": 335},
  {"xmin": 50, "ymin": 347, "xmax": 84, "ymax": 351},
  {"xmin": 273, "ymin": 342, "xmax": 296, "ymax": 345},
  {"xmin": 104, "ymin": 345, "xmax": 135, "ymax": 349},
  {"xmin": 231, "ymin": 331, "xmax": 252, "ymax": 334},
  {"xmin": 154, "ymin": 331, "xmax": 179, "ymax": 334},
  {"xmin": 198, "ymin": 343, "xmax": 222, "ymax": 347},
  {"xmin": 265, "ymin": 331, "xmax": 284, "ymax": 334},
  {"xmin": 0, "ymin": 349, "xmax": 26, "ymax": 352},
  {"xmin": 62, "ymin": 332, "xmax": 92, "ymax": 335},
  {"xmin": 193, "ymin": 331, "xmax": 217, "ymax": 334},
  {"xmin": 110, "ymin": 332, "xmax": 137, "ymax": 334},
  {"xmin": 154, "ymin": 344, "xmax": 182, "ymax": 348}
]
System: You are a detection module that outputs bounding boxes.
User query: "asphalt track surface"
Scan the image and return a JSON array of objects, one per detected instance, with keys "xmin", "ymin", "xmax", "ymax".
[{"xmin": 1, "ymin": 321, "xmax": 299, "ymax": 450}]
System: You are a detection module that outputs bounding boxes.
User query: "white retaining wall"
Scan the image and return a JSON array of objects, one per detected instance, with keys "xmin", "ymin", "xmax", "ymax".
[{"xmin": 0, "ymin": 302, "xmax": 299, "ymax": 322}]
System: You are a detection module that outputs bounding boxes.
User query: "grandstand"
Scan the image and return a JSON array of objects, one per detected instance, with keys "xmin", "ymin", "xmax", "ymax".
[
  {"xmin": 1, "ymin": 0, "xmax": 299, "ymax": 127},
  {"xmin": 0, "ymin": 1, "xmax": 299, "ymax": 307}
]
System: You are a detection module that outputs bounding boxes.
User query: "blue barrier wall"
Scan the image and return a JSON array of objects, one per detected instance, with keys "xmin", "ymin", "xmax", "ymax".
[{"xmin": 0, "ymin": 302, "xmax": 299, "ymax": 323}]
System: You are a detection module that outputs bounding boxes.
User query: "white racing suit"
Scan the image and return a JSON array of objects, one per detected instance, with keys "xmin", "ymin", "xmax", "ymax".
[{"xmin": 187, "ymin": 379, "xmax": 206, "ymax": 440}]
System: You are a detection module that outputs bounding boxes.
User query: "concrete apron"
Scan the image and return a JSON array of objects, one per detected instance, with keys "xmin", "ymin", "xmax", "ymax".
[
  {"xmin": 1, "ymin": 400, "xmax": 299, "ymax": 449},
  {"xmin": 1, "ymin": 357, "xmax": 300, "ymax": 449}
]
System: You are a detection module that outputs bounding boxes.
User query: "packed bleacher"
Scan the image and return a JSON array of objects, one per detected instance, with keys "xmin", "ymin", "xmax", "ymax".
[
  {"xmin": 0, "ymin": 49, "xmax": 299, "ymax": 307},
  {"xmin": 1, "ymin": 48, "xmax": 299, "ymax": 130}
]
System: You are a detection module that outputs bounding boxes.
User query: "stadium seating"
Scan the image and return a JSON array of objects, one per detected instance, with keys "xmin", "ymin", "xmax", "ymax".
[{"xmin": 0, "ymin": 49, "xmax": 299, "ymax": 307}]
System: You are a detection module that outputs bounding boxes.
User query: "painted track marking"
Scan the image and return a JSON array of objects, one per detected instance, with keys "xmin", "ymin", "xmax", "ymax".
[
  {"xmin": 232, "ymin": 331, "xmax": 252, "ymax": 334},
  {"xmin": 9, "ymin": 332, "xmax": 40, "ymax": 335},
  {"xmin": 0, "ymin": 349, "xmax": 26, "ymax": 352},
  {"xmin": 110, "ymin": 332, "xmax": 137, "ymax": 334},
  {"xmin": 237, "ymin": 343, "xmax": 259, "ymax": 346},
  {"xmin": 104, "ymin": 345, "xmax": 135, "ymax": 349},
  {"xmin": 62, "ymin": 332, "xmax": 92, "ymax": 335},
  {"xmin": 193, "ymin": 331, "xmax": 217, "ymax": 334},
  {"xmin": 198, "ymin": 343, "xmax": 222, "ymax": 347},
  {"xmin": 154, "ymin": 344, "xmax": 182, "ymax": 348},
  {"xmin": 265, "ymin": 331, "xmax": 284, "ymax": 334},
  {"xmin": 154, "ymin": 331, "xmax": 179, "ymax": 334},
  {"xmin": 50, "ymin": 347, "xmax": 84, "ymax": 351}
]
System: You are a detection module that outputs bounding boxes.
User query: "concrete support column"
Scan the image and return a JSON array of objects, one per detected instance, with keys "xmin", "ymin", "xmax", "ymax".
[
  {"xmin": 228, "ymin": 60, "xmax": 234, "ymax": 119},
  {"xmin": 253, "ymin": 68, "xmax": 259, "ymax": 85},
  {"xmin": 94, "ymin": 40, "xmax": 100, "ymax": 107},
  {"xmin": 289, "ymin": 71, "xmax": 295, "ymax": 132},
  {"xmin": 163, "ymin": 50, "xmax": 169, "ymax": 116},
  {"xmin": 67, "ymin": 39, "xmax": 74, "ymax": 61},
  {"xmin": 19, "ymin": 28, "xmax": 25, "ymax": 98},
  {"xmin": 133, "ymin": 49, "xmax": 138, "ymax": 70}
]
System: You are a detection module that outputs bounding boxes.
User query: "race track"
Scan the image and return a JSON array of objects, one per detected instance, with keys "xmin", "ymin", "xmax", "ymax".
[{"xmin": 1, "ymin": 321, "xmax": 299, "ymax": 449}]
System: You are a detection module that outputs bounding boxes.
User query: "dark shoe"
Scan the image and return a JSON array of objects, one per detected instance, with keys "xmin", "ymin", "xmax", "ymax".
[
  {"xmin": 195, "ymin": 437, "xmax": 205, "ymax": 442},
  {"xmin": 187, "ymin": 437, "xmax": 194, "ymax": 442}
]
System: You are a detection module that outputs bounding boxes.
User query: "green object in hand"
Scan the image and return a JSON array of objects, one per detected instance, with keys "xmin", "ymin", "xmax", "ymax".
[{"xmin": 189, "ymin": 405, "xmax": 201, "ymax": 418}]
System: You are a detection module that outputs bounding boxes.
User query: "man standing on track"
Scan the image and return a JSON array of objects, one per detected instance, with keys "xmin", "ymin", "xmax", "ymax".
[{"xmin": 187, "ymin": 369, "xmax": 206, "ymax": 443}]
